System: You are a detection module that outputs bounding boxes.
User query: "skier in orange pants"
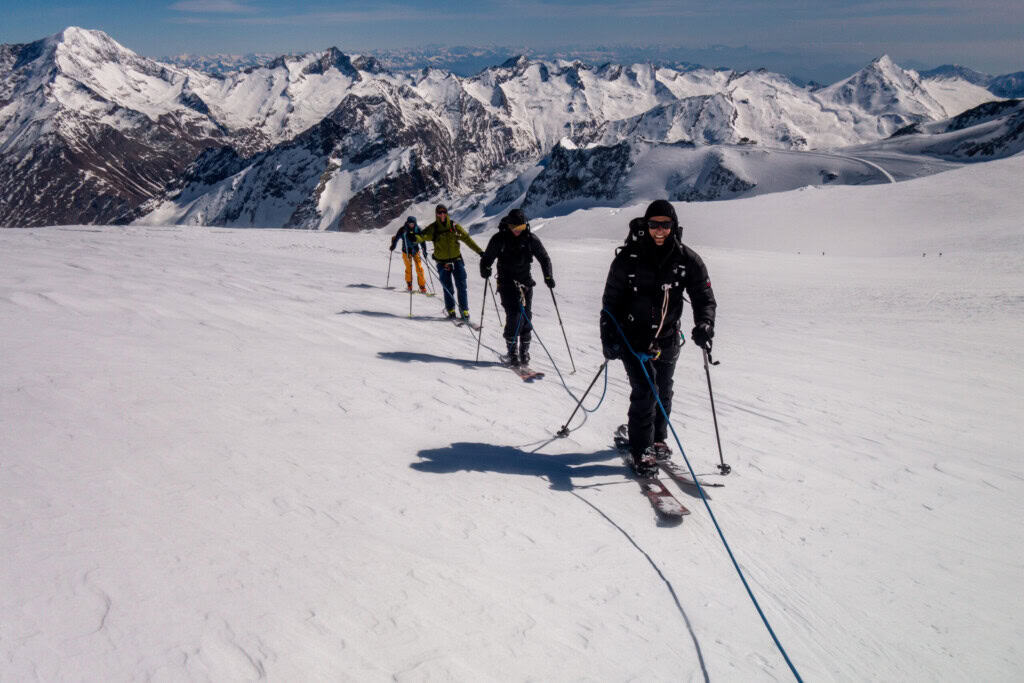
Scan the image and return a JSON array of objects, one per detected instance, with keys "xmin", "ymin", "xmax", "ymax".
[{"xmin": 389, "ymin": 216, "xmax": 428, "ymax": 292}]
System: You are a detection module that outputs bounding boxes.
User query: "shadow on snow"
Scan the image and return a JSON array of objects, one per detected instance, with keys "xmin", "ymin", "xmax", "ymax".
[
  {"xmin": 337, "ymin": 309, "xmax": 448, "ymax": 323},
  {"xmin": 346, "ymin": 283, "xmax": 395, "ymax": 290},
  {"xmin": 412, "ymin": 442, "xmax": 622, "ymax": 491},
  {"xmin": 377, "ymin": 351, "xmax": 503, "ymax": 369}
]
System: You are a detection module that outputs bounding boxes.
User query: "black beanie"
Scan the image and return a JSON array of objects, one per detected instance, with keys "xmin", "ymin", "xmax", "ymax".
[
  {"xmin": 644, "ymin": 199, "xmax": 677, "ymax": 224},
  {"xmin": 507, "ymin": 208, "xmax": 527, "ymax": 225},
  {"xmin": 435, "ymin": 203, "xmax": 448, "ymax": 213}
]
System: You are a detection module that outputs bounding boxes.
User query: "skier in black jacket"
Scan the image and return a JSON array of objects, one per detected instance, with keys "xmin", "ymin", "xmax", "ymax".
[
  {"xmin": 389, "ymin": 216, "xmax": 428, "ymax": 293},
  {"xmin": 479, "ymin": 208, "xmax": 554, "ymax": 366},
  {"xmin": 600, "ymin": 199, "xmax": 717, "ymax": 475}
]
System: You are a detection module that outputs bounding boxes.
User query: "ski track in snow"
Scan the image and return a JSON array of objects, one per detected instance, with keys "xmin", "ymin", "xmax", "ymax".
[{"xmin": 2, "ymin": 158, "xmax": 1024, "ymax": 680}]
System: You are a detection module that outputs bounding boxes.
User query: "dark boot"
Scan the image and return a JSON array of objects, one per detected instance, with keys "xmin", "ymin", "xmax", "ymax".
[
  {"xmin": 652, "ymin": 442, "xmax": 672, "ymax": 460},
  {"xmin": 519, "ymin": 341, "xmax": 531, "ymax": 366},
  {"xmin": 630, "ymin": 446, "xmax": 659, "ymax": 476},
  {"xmin": 503, "ymin": 340, "xmax": 519, "ymax": 366}
]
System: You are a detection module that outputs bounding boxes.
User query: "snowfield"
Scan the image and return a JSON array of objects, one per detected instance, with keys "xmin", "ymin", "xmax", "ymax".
[{"xmin": 2, "ymin": 156, "xmax": 1023, "ymax": 680}]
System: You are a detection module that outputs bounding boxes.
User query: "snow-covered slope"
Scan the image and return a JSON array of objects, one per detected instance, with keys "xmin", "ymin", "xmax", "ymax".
[
  {"xmin": 919, "ymin": 73, "xmax": 1002, "ymax": 119},
  {"xmin": 2, "ymin": 157, "xmax": 1023, "ymax": 680},
  {"xmin": 921, "ymin": 64, "xmax": 1024, "ymax": 99},
  {"xmin": 855, "ymin": 99, "xmax": 1024, "ymax": 161},
  {"xmin": 514, "ymin": 135, "xmax": 967, "ymax": 216}
]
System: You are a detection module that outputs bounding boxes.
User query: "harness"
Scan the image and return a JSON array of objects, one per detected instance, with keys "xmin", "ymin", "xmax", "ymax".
[{"xmin": 616, "ymin": 239, "xmax": 688, "ymax": 359}]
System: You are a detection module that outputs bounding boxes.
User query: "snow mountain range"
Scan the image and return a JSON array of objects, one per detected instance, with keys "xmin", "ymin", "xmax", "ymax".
[
  {"xmin": 920, "ymin": 65, "xmax": 1024, "ymax": 99},
  {"xmin": 1, "ymin": 27, "xmax": 1021, "ymax": 228}
]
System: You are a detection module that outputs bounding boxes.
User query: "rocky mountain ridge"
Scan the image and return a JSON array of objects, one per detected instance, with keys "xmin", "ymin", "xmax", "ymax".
[{"xmin": 0, "ymin": 27, "xmax": 1018, "ymax": 228}]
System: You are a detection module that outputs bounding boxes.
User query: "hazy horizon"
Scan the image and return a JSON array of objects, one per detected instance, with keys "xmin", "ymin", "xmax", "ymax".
[{"xmin": 2, "ymin": 1, "xmax": 1022, "ymax": 84}]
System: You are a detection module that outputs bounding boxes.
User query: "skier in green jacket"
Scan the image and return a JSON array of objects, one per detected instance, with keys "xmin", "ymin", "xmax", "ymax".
[{"xmin": 415, "ymin": 204, "xmax": 483, "ymax": 320}]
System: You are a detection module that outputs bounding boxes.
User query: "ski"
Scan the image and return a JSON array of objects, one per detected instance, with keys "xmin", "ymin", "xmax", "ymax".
[
  {"xmin": 515, "ymin": 367, "xmax": 544, "ymax": 382},
  {"xmin": 437, "ymin": 314, "xmax": 482, "ymax": 331},
  {"xmin": 657, "ymin": 458, "xmax": 725, "ymax": 489},
  {"xmin": 613, "ymin": 428, "xmax": 689, "ymax": 520},
  {"xmin": 614, "ymin": 425, "xmax": 723, "ymax": 490},
  {"xmin": 635, "ymin": 474, "xmax": 688, "ymax": 521},
  {"xmin": 512, "ymin": 365, "xmax": 544, "ymax": 382},
  {"xmin": 452, "ymin": 318, "xmax": 482, "ymax": 332},
  {"xmin": 499, "ymin": 356, "xmax": 545, "ymax": 381}
]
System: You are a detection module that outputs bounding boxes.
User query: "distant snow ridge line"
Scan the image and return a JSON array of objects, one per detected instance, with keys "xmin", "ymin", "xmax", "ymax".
[
  {"xmin": 920, "ymin": 65, "xmax": 1024, "ymax": 99},
  {"xmin": 0, "ymin": 27, "xmax": 1020, "ymax": 228},
  {"xmin": 863, "ymin": 99, "xmax": 1024, "ymax": 161}
]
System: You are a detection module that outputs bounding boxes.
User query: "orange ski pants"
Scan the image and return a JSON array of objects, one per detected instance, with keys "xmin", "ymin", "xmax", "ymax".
[{"xmin": 403, "ymin": 252, "xmax": 426, "ymax": 288}]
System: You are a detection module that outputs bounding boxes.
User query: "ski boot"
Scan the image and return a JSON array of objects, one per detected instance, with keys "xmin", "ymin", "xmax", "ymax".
[
  {"xmin": 460, "ymin": 309, "xmax": 471, "ymax": 321},
  {"xmin": 652, "ymin": 441, "xmax": 672, "ymax": 460},
  {"xmin": 406, "ymin": 282, "xmax": 413, "ymax": 292},
  {"xmin": 630, "ymin": 446, "xmax": 659, "ymax": 477},
  {"xmin": 446, "ymin": 309, "xmax": 457, "ymax": 319},
  {"xmin": 503, "ymin": 340, "xmax": 520, "ymax": 366},
  {"xmin": 519, "ymin": 341, "xmax": 531, "ymax": 366}
]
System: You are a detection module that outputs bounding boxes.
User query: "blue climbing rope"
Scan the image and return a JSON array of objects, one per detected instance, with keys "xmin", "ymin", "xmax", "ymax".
[{"xmin": 602, "ymin": 308, "xmax": 804, "ymax": 683}]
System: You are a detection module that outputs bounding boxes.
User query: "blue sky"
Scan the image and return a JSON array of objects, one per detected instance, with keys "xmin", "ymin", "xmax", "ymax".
[{"xmin": 3, "ymin": 1, "xmax": 1022, "ymax": 81}]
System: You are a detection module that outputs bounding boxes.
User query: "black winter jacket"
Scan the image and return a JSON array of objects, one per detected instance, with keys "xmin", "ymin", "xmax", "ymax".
[
  {"xmin": 479, "ymin": 219, "xmax": 553, "ymax": 288},
  {"xmin": 390, "ymin": 225, "xmax": 423, "ymax": 256},
  {"xmin": 601, "ymin": 220, "xmax": 716, "ymax": 355}
]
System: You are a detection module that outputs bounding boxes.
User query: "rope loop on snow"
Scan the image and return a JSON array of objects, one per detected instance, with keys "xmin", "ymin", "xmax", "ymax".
[
  {"xmin": 602, "ymin": 308, "xmax": 804, "ymax": 683},
  {"xmin": 513, "ymin": 301, "xmax": 608, "ymax": 433}
]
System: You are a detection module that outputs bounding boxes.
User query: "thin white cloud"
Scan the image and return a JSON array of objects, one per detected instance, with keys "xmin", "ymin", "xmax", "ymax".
[
  {"xmin": 169, "ymin": 0, "xmax": 255, "ymax": 13},
  {"xmin": 169, "ymin": 4, "xmax": 470, "ymax": 25}
]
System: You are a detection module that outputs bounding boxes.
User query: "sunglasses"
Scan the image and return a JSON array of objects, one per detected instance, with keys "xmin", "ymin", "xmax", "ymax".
[
  {"xmin": 436, "ymin": 210, "xmax": 448, "ymax": 215},
  {"xmin": 647, "ymin": 219, "xmax": 673, "ymax": 230}
]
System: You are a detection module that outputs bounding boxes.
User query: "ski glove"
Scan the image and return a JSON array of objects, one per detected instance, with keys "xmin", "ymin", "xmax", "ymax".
[
  {"xmin": 692, "ymin": 322, "xmax": 714, "ymax": 350},
  {"xmin": 544, "ymin": 275, "xmax": 555, "ymax": 289},
  {"xmin": 480, "ymin": 264, "xmax": 492, "ymax": 278},
  {"xmin": 389, "ymin": 244, "xmax": 395, "ymax": 252},
  {"xmin": 603, "ymin": 342, "xmax": 622, "ymax": 361}
]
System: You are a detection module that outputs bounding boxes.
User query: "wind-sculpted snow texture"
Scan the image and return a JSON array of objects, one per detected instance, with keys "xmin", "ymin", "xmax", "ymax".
[
  {"xmin": 0, "ymin": 28, "xmax": 1020, "ymax": 228},
  {"xmin": 2, "ymin": 157, "xmax": 1024, "ymax": 679}
]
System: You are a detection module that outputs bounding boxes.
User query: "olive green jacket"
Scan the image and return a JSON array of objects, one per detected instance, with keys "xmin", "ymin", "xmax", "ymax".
[{"xmin": 415, "ymin": 218, "xmax": 483, "ymax": 261}]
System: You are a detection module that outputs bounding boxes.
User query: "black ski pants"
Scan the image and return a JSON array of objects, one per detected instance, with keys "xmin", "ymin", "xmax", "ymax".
[
  {"xmin": 620, "ymin": 342, "xmax": 680, "ymax": 456},
  {"xmin": 498, "ymin": 280, "xmax": 533, "ymax": 345}
]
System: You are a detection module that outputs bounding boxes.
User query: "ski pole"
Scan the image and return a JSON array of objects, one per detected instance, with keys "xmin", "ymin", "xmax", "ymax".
[
  {"xmin": 409, "ymin": 279, "xmax": 414, "ymax": 317},
  {"xmin": 424, "ymin": 255, "xmax": 437, "ymax": 295},
  {"xmin": 386, "ymin": 249, "xmax": 394, "ymax": 288},
  {"xmin": 475, "ymin": 277, "xmax": 489, "ymax": 362},
  {"xmin": 549, "ymin": 287, "xmax": 577, "ymax": 374},
  {"xmin": 421, "ymin": 248, "xmax": 437, "ymax": 295},
  {"xmin": 556, "ymin": 361, "xmax": 607, "ymax": 437},
  {"xmin": 702, "ymin": 347, "xmax": 731, "ymax": 475},
  {"xmin": 489, "ymin": 279, "xmax": 504, "ymax": 329}
]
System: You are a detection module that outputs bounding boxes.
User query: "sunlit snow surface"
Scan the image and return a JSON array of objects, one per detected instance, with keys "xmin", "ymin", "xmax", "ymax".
[{"xmin": 2, "ymin": 157, "xmax": 1022, "ymax": 680}]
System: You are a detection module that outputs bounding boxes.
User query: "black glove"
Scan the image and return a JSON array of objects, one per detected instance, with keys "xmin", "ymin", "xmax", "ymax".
[
  {"xmin": 692, "ymin": 322, "xmax": 714, "ymax": 350},
  {"xmin": 389, "ymin": 244, "xmax": 395, "ymax": 252},
  {"xmin": 603, "ymin": 342, "xmax": 622, "ymax": 361},
  {"xmin": 480, "ymin": 265, "xmax": 491, "ymax": 278},
  {"xmin": 444, "ymin": 262, "xmax": 454, "ymax": 272},
  {"xmin": 544, "ymin": 275, "xmax": 555, "ymax": 289}
]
